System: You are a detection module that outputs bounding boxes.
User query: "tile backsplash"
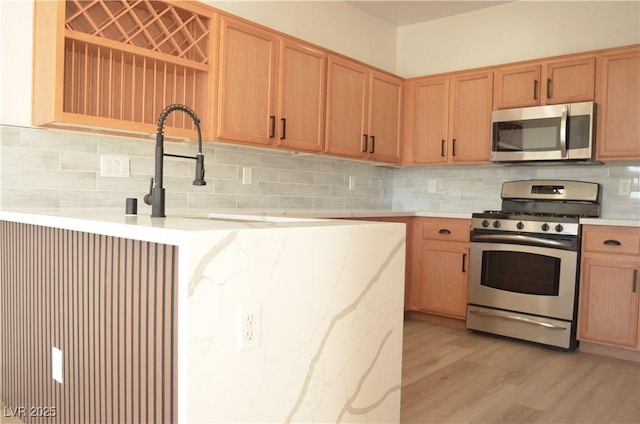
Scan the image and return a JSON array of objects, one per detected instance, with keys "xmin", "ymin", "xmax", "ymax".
[
  {"xmin": 393, "ymin": 162, "xmax": 640, "ymax": 219},
  {"xmin": 0, "ymin": 125, "xmax": 393, "ymax": 212},
  {"xmin": 1, "ymin": 125, "xmax": 638, "ymax": 219}
]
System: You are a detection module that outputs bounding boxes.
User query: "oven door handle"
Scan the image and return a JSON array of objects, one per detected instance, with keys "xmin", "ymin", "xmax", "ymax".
[
  {"xmin": 470, "ymin": 233, "xmax": 575, "ymax": 250},
  {"xmin": 469, "ymin": 309, "xmax": 568, "ymax": 330}
]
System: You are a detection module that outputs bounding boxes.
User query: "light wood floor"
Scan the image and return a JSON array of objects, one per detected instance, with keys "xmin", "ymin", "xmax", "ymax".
[
  {"xmin": 3, "ymin": 320, "xmax": 639, "ymax": 423},
  {"xmin": 401, "ymin": 318, "xmax": 640, "ymax": 424}
]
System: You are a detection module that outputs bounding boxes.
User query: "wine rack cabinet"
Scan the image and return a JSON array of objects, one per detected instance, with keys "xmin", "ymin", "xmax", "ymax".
[{"xmin": 33, "ymin": 0, "xmax": 216, "ymax": 139}]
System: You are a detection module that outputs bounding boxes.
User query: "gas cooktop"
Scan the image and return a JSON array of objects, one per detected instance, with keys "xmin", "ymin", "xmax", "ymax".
[{"xmin": 471, "ymin": 180, "xmax": 601, "ymax": 236}]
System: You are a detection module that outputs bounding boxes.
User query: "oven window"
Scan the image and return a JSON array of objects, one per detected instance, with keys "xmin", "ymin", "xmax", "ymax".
[{"xmin": 481, "ymin": 251, "xmax": 560, "ymax": 296}]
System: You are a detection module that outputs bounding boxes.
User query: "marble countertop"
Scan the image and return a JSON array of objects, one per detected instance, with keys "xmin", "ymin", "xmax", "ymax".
[
  {"xmin": 2, "ymin": 209, "xmax": 637, "ymax": 245},
  {"xmin": 0, "ymin": 209, "xmax": 401, "ymax": 246}
]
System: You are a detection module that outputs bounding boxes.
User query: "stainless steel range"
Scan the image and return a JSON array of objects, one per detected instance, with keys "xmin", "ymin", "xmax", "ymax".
[{"xmin": 466, "ymin": 179, "xmax": 601, "ymax": 351}]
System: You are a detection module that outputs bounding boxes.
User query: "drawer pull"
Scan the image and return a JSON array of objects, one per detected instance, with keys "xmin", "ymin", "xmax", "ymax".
[
  {"xmin": 438, "ymin": 229, "xmax": 451, "ymax": 235},
  {"xmin": 603, "ymin": 239, "xmax": 622, "ymax": 246}
]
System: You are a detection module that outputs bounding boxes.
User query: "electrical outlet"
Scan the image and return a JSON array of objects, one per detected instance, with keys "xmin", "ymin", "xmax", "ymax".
[
  {"xmin": 428, "ymin": 180, "xmax": 437, "ymax": 193},
  {"xmin": 242, "ymin": 167, "xmax": 252, "ymax": 185},
  {"xmin": 348, "ymin": 176, "xmax": 356, "ymax": 191},
  {"xmin": 100, "ymin": 155, "xmax": 130, "ymax": 178},
  {"xmin": 237, "ymin": 305, "xmax": 260, "ymax": 351},
  {"xmin": 619, "ymin": 179, "xmax": 631, "ymax": 196},
  {"xmin": 52, "ymin": 347, "xmax": 63, "ymax": 383}
]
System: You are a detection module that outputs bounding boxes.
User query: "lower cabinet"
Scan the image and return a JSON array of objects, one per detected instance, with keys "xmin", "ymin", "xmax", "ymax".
[
  {"xmin": 578, "ymin": 225, "xmax": 640, "ymax": 351},
  {"xmin": 409, "ymin": 217, "xmax": 470, "ymax": 319}
]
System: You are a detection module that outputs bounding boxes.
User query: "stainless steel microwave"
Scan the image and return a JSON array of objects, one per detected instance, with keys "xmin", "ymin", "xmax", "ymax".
[{"xmin": 490, "ymin": 101, "xmax": 595, "ymax": 163}]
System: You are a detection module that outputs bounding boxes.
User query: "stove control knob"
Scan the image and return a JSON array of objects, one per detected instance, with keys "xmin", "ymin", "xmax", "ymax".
[
  {"xmin": 493, "ymin": 220, "xmax": 501, "ymax": 229},
  {"xmin": 555, "ymin": 224, "xmax": 564, "ymax": 233},
  {"xmin": 516, "ymin": 222, "xmax": 525, "ymax": 230},
  {"xmin": 541, "ymin": 223, "xmax": 550, "ymax": 232},
  {"xmin": 482, "ymin": 219, "xmax": 490, "ymax": 228}
]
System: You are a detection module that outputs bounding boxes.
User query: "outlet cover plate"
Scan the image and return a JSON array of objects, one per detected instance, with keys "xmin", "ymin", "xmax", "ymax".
[
  {"xmin": 100, "ymin": 155, "xmax": 130, "ymax": 178},
  {"xmin": 237, "ymin": 305, "xmax": 260, "ymax": 351},
  {"xmin": 52, "ymin": 347, "xmax": 63, "ymax": 383}
]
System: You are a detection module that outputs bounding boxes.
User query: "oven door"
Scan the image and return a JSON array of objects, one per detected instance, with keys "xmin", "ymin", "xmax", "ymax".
[{"xmin": 468, "ymin": 238, "xmax": 578, "ymax": 321}]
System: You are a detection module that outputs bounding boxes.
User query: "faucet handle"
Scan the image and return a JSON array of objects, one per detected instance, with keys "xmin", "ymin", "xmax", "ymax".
[
  {"xmin": 193, "ymin": 154, "xmax": 206, "ymax": 186},
  {"xmin": 143, "ymin": 177, "xmax": 154, "ymax": 205}
]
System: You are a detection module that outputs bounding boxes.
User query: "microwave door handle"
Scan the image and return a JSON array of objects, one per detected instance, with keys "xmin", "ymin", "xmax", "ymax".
[{"xmin": 560, "ymin": 104, "xmax": 568, "ymax": 158}]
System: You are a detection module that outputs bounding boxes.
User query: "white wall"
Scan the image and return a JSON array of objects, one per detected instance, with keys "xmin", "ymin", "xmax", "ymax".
[
  {"xmin": 397, "ymin": 1, "xmax": 640, "ymax": 77},
  {"xmin": 0, "ymin": 0, "xmax": 33, "ymax": 127},
  {"xmin": 206, "ymin": 1, "xmax": 397, "ymax": 72}
]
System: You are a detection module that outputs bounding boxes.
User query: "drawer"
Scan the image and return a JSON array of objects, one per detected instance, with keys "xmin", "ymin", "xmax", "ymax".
[
  {"xmin": 421, "ymin": 218, "xmax": 470, "ymax": 242},
  {"xmin": 583, "ymin": 225, "xmax": 640, "ymax": 256}
]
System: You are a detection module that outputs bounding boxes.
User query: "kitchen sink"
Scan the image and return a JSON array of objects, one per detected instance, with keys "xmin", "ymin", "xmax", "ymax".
[{"xmin": 206, "ymin": 212, "xmax": 316, "ymax": 223}]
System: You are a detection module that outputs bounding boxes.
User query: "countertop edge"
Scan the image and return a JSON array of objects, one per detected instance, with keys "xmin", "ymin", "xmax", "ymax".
[{"xmin": 580, "ymin": 218, "xmax": 640, "ymax": 227}]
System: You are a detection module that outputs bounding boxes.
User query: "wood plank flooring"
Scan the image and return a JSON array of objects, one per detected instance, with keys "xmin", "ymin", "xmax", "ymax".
[
  {"xmin": 401, "ymin": 319, "xmax": 640, "ymax": 424},
  {"xmin": 2, "ymin": 319, "xmax": 639, "ymax": 423}
]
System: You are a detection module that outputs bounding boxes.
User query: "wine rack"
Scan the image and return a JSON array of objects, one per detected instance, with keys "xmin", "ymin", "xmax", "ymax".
[{"xmin": 33, "ymin": 0, "xmax": 215, "ymax": 138}]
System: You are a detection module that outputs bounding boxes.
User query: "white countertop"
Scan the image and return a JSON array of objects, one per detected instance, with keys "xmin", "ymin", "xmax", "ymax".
[
  {"xmin": 580, "ymin": 217, "xmax": 640, "ymax": 227},
  {"xmin": 2, "ymin": 209, "xmax": 637, "ymax": 244},
  {"xmin": 0, "ymin": 209, "xmax": 399, "ymax": 245}
]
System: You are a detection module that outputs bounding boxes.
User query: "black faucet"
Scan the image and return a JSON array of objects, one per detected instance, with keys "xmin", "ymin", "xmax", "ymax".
[{"xmin": 143, "ymin": 104, "xmax": 206, "ymax": 218}]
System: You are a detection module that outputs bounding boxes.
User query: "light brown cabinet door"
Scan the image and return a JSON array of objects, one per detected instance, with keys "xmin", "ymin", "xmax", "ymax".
[
  {"xmin": 597, "ymin": 47, "xmax": 640, "ymax": 159},
  {"xmin": 493, "ymin": 64, "xmax": 541, "ymax": 109},
  {"xmin": 544, "ymin": 57, "xmax": 595, "ymax": 104},
  {"xmin": 419, "ymin": 242, "xmax": 469, "ymax": 319},
  {"xmin": 412, "ymin": 77, "xmax": 450, "ymax": 164},
  {"xmin": 449, "ymin": 71, "xmax": 493, "ymax": 163},
  {"xmin": 325, "ymin": 55, "xmax": 368, "ymax": 159},
  {"xmin": 367, "ymin": 71, "xmax": 402, "ymax": 163},
  {"xmin": 578, "ymin": 258, "xmax": 640, "ymax": 349},
  {"xmin": 217, "ymin": 16, "xmax": 278, "ymax": 145},
  {"xmin": 276, "ymin": 39, "xmax": 326, "ymax": 152}
]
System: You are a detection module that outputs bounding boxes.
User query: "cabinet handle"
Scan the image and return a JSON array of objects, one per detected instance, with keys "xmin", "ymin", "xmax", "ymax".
[
  {"xmin": 280, "ymin": 118, "xmax": 286, "ymax": 140},
  {"xmin": 603, "ymin": 239, "xmax": 622, "ymax": 246},
  {"xmin": 533, "ymin": 80, "xmax": 538, "ymax": 100},
  {"xmin": 547, "ymin": 78, "xmax": 552, "ymax": 99},
  {"xmin": 362, "ymin": 134, "xmax": 368, "ymax": 153},
  {"xmin": 633, "ymin": 269, "xmax": 638, "ymax": 293},
  {"xmin": 462, "ymin": 253, "xmax": 467, "ymax": 273},
  {"xmin": 441, "ymin": 139, "xmax": 445, "ymax": 157},
  {"xmin": 438, "ymin": 228, "xmax": 451, "ymax": 235},
  {"xmin": 369, "ymin": 135, "xmax": 375, "ymax": 153},
  {"xmin": 452, "ymin": 139, "xmax": 456, "ymax": 156},
  {"xmin": 269, "ymin": 116, "xmax": 276, "ymax": 138}
]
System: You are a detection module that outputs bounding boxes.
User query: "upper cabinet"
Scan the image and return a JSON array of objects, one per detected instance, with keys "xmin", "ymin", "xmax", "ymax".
[
  {"xmin": 31, "ymin": 1, "xmax": 637, "ymax": 164},
  {"xmin": 493, "ymin": 56, "xmax": 595, "ymax": 109},
  {"xmin": 596, "ymin": 45, "xmax": 640, "ymax": 160},
  {"xmin": 403, "ymin": 71, "xmax": 493, "ymax": 165},
  {"xmin": 32, "ymin": 0, "xmax": 216, "ymax": 139},
  {"xmin": 276, "ymin": 39, "xmax": 327, "ymax": 152},
  {"xmin": 216, "ymin": 16, "xmax": 278, "ymax": 146},
  {"xmin": 216, "ymin": 16, "xmax": 327, "ymax": 152},
  {"xmin": 325, "ymin": 55, "xmax": 402, "ymax": 164}
]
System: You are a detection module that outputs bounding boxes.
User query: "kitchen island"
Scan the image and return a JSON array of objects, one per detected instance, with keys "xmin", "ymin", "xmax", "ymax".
[{"xmin": 0, "ymin": 210, "xmax": 406, "ymax": 423}]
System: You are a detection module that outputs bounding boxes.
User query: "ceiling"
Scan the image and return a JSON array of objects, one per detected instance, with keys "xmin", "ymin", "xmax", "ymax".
[{"xmin": 346, "ymin": 1, "xmax": 511, "ymax": 27}]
